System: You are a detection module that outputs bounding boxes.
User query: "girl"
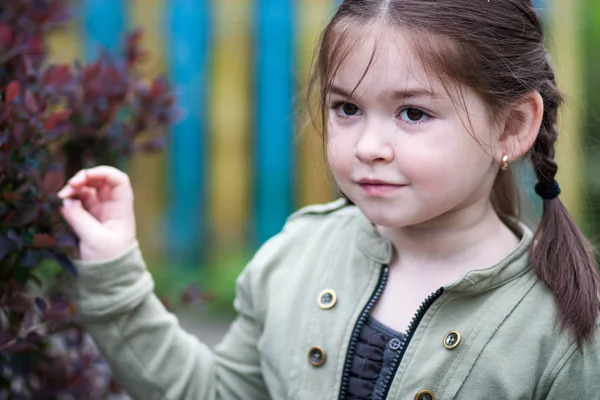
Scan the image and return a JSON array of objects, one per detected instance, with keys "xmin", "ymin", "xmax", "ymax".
[{"xmin": 59, "ymin": 0, "xmax": 600, "ymax": 399}]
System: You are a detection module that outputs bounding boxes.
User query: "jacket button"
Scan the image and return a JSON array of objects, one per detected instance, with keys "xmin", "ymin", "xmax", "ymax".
[
  {"xmin": 443, "ymin": 330, "xmax": 461, "ymax": 350},
  {"xmin": 308, "ymin": 346, "xmax": 326, "ymax": 367},
  {"xmin": 317, "ymin": 289, "xmax": 337, "ymax": 309},
  {"xmin": 415, "ymin": 389, "xmax": 435, "ymax": 400},
  {"xmin": 389, "ymin": 337, "xmax": 402, "ymax": 351}
]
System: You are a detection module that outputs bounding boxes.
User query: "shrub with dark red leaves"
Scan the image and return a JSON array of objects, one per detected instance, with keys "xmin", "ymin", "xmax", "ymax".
[{"xmin": 0, "ymin": 1, "xmax": 177, "ymax": 398}]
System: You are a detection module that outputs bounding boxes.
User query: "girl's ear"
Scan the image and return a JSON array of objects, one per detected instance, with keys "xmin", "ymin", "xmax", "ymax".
[{"xmin": 497, "ymin": 90, "xmax": 544, "ymax": 163}]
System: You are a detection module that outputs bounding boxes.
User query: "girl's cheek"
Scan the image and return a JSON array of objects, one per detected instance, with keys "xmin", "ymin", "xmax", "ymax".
[
  {"xmin": 327, "ymin": 144, "xmax": 346, "ymax": 169},
  {"xmin": 399, "ymin": 148, "xmax": 453, "ymax": 183},
  {"xmin": 327, "ymin": 129, "xmax": 354, "ymax": 155},
  {"xmin": 326, "ymin": 139, "xmax": 343, "ymax": 164}
]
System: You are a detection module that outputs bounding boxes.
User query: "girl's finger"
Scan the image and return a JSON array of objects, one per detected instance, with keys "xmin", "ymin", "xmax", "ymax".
[
  {"xmin": 76, "ymin": 186, "xmax": 99, "ymax": 211},
  {"xmin": 58, "ymin": 184, "xmax": 96, "ymax": 204},
  {"xmin": 68, "ymin": 166, "xmax": 129, "ymax": 189},
  {"xmin": 66, "ymin": 166, "xmax": 133, "ymax": 203},
  {"xmin": 97, "ymin": 182, "xmax": 113, "ymax": 203},
  {"xmin": 67, "ymin": 173, "xmax": 110, "ymax": 190},
  {"xmin": 60, "ymin": 199, "xmax": 102, "ymax": 242},
  {"xmin": 58, "ymin": 185, "xmax": 75, "ymax": 199}
]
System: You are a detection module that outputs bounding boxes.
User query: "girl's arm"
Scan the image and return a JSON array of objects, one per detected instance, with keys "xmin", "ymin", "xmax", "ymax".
[
  {"xmin": 74, "ymin": 241, "xmax": 268, "ymax": 400},
  {"xmin": 59, "ymin": 166, "xmax": 269, "ymax": 399}
]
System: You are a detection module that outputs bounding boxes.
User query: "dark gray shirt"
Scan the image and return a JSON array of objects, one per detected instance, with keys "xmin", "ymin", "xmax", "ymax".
[{"xmin": 346, "ymin": 316, "xmax": 407, "ymax": 400}]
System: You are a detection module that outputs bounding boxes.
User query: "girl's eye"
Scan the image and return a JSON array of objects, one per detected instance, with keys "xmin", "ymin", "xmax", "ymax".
[
  {"xmin": 334, "ymin": 102, "xmax": 362, "ymax": 117},
  {"xmin": 399, "ymin": 108, "xmax": 430, "ymax": 124}
]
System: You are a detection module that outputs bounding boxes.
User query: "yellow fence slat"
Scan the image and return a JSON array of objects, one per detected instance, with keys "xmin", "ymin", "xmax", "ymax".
[
  {"xmin": 550, "ymin": 0, "xmax": 583, "ymax": 222},
  {"xmin": 208, "ymin": 0, "xmax": 252, "ymax": 248},
  {"xmin": 129, "ymin": 0, "xmax": 168, "ymax": 263},
  {"xmin": 45, "ymin": 17, "xmax": 82, "ymax": 64},
  {"xmin": 297, "ymin": 0, "xmax": 335, "ymax": 207}
]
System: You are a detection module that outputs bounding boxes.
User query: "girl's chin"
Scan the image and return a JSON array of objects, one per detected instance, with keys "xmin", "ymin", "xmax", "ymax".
[
  {"xmin": 356, "ymin": 207, "xmax": 414, "ymax": 228},
  {"xmin": 354, "ymin": 204, "xmax": 438, "ymax": 230}
]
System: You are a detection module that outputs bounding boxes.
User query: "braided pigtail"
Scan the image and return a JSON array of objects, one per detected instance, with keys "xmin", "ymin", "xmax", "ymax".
[{"xmin": 529, "ymin": 74, "xmax": 600, "ymax": 349}]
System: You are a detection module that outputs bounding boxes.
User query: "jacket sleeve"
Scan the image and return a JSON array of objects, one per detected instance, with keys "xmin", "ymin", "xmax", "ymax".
[
  {"xmin": 543, "ymin": 334, "xmax": 600, "ymax": 399},
  {"xmin": 73, "ymin": 241, "xmax": 270, "ymax": 400}
]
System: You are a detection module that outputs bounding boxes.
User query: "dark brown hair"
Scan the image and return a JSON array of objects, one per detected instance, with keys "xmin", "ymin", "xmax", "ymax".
[{"xmin": 308, "ymin": 0, "xmax": 600, "ymax": 348}]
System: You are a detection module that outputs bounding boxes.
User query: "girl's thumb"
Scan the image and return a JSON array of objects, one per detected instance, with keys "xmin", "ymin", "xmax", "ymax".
[{"xmin": 60, "ymin": 199, "xmax": 102, "ymax": 241}]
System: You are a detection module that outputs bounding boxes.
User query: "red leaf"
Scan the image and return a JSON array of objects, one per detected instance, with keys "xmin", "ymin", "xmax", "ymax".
[
  {"xmin": 44, "ymin": 117, "xmax": 56, "ymax": 131},
  {"xmin": 42, "ymin": 64, "xmax": 73, "ymax": 88},
  {"xmin": 0, "ymin": 235, "xmax": 9, "ymax": 261},
  {"xmin": 42, "ymin": 168, "xmax": 65, "ymax": 193},
  {"xmin": 6, "ymin": 81, "xmax": 20, "ymax": 103},
  {"xmin": 3, "ymin": 204, "xmax": 40, "ymax": 227},
  {"xmin": 125, "ymin": 29, "xmax": 145, "ymax": 67},
  {"xmin": 126, "ymin": 29, "xmax": 143, "ymax": 48},
  {"xmin": 83, "ymin": 59, "xmax": 102, "ymax": 82},
  {"xmin": 159, "ymin": 296, "xmax": 173, "ymax": 310},
  {"xmin": 44, "ymin": 110, "xmax": 71, "ymax": 131},
  {"xmin": 5, "ymin": 341, "xmax": 37, "ymax": 354},
  {"xmin": 0, "ymin": 330, "xmax": 13, "ymax": 346},
  {"xmin": 2, "ymin": 191, "xmax": 23, "ymax": 202},
  {"xmin": 151, "ymin": 78, "xmax": 167, "ymax": 98},
  {"xmin": 181, "ymin": 284, "xmax": 202, "ymax": 304},
  {"xmin": 38, "ymin": 101, "xmax": 48, "ymax": 114},
  {"xmin": 21, "ymin": 55, "xmax": 34, "ymax": 77},
  {"xmin": 24, "ymin": 90, "xmax": 37, "ymax": 113},
  {"xmin": 0, "ymin": 105, "xmax": 9, "ymax": 124},
  {"xmin": 11, "ymin": 123, "xmax": 25, "ymax": 143},
  {"xmin": 8, "ymin": 293, "xmax": 31, "ymax": 313},
  {"xmin": 33, "ymin": 234, "xmax": 55, "ymax": 248},
  {"xmin": 109, "ymin": 378, "xmax": 125, "ymax": 393},
  {"xmin": 0, "ymin": 24, "xmax": 13, "ymax": 48},
  {"xmin": 54, "ymin": 109, "xmax": 71, "ymax": 122},
  {"xmin": 200, "ymin": 291, "xmax": 217, "ymax": 302},
  {"xmin": 26, "ymin": 36, "xmax": 43, "ymax": 56}
]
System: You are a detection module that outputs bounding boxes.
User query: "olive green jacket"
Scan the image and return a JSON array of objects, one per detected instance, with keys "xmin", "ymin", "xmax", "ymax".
[{"xmin": 73, "ymin": 199, "xmax": 600, "ymax": 400}]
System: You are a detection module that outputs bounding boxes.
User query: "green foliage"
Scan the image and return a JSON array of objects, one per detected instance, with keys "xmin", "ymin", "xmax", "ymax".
[
  {"xmin": 148, "ymin": 246, "xmax": 253, "ymax": 317},
  {"xmin": 582, "ymin": 0, "xmax": 600, "ymax": 243}
]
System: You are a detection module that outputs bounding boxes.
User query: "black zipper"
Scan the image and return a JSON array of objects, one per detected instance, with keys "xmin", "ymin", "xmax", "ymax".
[
  {"xmin": 378, "ymin": 287, "xmax": 444, "ymax": 399},
  {"xmin": 337, "ymin": 264, "xmax": 390, "ymax": 400},
  {"xmin": 336, "ymin": 263, "xmax": 445, "ymax": 400}
]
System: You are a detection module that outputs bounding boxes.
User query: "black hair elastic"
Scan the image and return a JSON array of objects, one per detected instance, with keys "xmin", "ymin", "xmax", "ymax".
[{"xmin": 534, "ymin": 180, "xmax": 561, "ymax": 200}]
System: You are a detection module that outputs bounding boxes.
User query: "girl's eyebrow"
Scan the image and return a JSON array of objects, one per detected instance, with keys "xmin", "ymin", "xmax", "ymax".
[{"xmin": 328, "ymin": 85, "xmax": 442, "ymax": 100}]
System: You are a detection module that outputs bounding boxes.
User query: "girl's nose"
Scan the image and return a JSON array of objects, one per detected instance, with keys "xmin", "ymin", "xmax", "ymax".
[{"xmin": 354, "ymin": 126, "xmax": 394, "ymax": 164}]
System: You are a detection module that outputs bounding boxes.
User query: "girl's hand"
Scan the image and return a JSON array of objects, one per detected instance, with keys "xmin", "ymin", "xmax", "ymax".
[{"xmin": 58, "ymin": 166, "xmax": 137, "ymax": 262}]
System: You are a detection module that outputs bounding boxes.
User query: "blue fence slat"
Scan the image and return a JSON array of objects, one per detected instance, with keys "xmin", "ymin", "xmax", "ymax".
[
  {"xmin": 82, "ymin": 0, "xmax": 125, "ymax": 61},
  {"xmin": 255, "ymin": 0, "xmax": 295, "ymax": 245},
  {"xmin": 165, "ymin": 0, "xmax": 211, "ymax": 268}
]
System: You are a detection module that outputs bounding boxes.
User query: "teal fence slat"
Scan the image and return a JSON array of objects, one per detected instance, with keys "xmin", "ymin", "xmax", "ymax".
[
  {"xmin": 255, "ymin": 0, "xmax": 295, "ymax": 245},
  {"xmin": 82, "ymin": 0, "xmax": 125, "ymax": 60},
  {"xmin": 165, "ymin": 0, "xmax": 211, "ymax": 268}
]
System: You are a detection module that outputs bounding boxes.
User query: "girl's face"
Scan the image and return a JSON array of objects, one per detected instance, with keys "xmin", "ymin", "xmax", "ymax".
[{"xmin": 327, "ymin": 29, "xmax": 502, "ymax": 229}]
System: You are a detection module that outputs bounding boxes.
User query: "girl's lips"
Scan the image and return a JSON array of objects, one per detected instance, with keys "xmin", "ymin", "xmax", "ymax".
[{"xmin": 358, "ymin": 182, "xmax": 406, "ymax": 196}]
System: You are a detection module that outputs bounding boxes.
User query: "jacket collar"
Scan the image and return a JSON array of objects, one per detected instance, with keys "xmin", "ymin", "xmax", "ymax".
[{"xmin": 352, "ymin": 206, "xmax": 534, "ymax": 295}]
